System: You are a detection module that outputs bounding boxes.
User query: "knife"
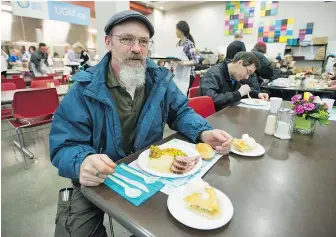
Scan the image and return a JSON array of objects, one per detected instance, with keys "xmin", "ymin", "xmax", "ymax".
[
  {"xmin": 113, "ymin": 173, "xmax": 150, "ymax": 193},
  {"xmin": 120, "ymin": 165, "xmax": 159, "ymax": 184}
]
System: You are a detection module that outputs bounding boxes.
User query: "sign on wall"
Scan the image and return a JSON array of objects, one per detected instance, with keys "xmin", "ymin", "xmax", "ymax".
[
  {"xmin": 12, "ymin": 0, "xmax": 49, "ymax": 20},
  {"xmin": 11, "ymin": 0, "xmax": 90, "ymax": 26}
]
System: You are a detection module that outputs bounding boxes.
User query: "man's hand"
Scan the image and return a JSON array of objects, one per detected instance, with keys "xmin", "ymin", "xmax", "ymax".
[
  {"xmin": 238, "ymin": 85, "xmax": 251, "ymax": 97},
  {"xmin": 80, "ymin": 154, "xmax": 116, "ymax": 186},
  {"xmin": 258, "ymin": 93, "xmax": 269, "ymax": 101},
  {"xmin": 200, "ymin": 129, "xmax": 233, "ymax": 155}
]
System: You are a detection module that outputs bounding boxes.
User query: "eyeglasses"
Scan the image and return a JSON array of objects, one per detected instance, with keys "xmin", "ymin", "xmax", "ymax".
[
  {"xmin": 244, "ymin": 66, "xmax": 254, "ymax": 76},
  {"xmin": 112, "ymin": 33, "xmax": 153, "ymax": 49}
]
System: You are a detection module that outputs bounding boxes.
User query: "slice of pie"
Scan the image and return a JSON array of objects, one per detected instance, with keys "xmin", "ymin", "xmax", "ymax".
[{"xmin": 184, "ymin": 187, "xmax": 220, "ymax": 218}]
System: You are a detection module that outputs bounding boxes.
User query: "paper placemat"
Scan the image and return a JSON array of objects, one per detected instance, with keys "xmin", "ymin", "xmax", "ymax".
[
  {"xmin": 129, "ymin": 139, "xmax": 223, "ymax": 195},
  {"xmin": 238, "ymin": 102, "xmax": 270, "ymax": 111}
]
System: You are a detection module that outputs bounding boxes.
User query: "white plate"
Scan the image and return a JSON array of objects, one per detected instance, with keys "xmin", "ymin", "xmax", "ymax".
[
  {"xmin": 230, "ymin": 143, "xmax": 265, "ymax": 157},
  {"xmin": 137, "ymin": 143, "xmax": 202, "ymax": 178},
  {"xmin": 167, "ymin": 187, "xmax": 234, "ymax": 230},
  {"xmin": 241, "ymin": 98, "xmax": 268, "ymax": 106}
]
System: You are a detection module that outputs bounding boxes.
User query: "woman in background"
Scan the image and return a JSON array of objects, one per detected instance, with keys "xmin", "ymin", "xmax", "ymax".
[
  {"xmin": 174, "ymin": 20, "xmax": 198, "ymax": 95},
  {"xmin": 73, "ymin": 42, "xmax": 91, "ymax": 71},
  {"xmin": 22, "ymin": 46, "xmax": 36, "ymax": 62}
]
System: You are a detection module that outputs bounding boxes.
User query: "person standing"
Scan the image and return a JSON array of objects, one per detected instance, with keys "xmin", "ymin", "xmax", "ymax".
[
  {"xmin": 73, "ymin": 42, "xmax": 91, "ymax": 71},
  {"xmin": 174, "ymin": 20, "xmax": 198, "ymax": 95},
  {"xmin": 1, "ymin": 49, "xmax": 9, "ymax": 78},
  {"xmin": 22, "ymin": 46, "xmax": 36, "ymax": 62},
  {"xmin": 30, "ymin": 43, "xmax": 49, "ymax": 76},
  {"xmin": 226, "ymin": 30, "xmax": 246, "ymax": 62}
]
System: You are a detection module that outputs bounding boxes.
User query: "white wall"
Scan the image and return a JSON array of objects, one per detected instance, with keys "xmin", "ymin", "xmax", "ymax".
[{"xmin": 152, "ymin": 1, "xmax": 336, "ymax": 58}]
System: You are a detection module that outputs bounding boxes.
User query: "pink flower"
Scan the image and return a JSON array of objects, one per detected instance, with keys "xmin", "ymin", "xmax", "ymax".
[
  {"xmin": 291, "ymin": 94, "xmax": 302, "ymax": 103},
  {"xmin": 295, "ymin": 105, "xmax": 305, "ymax": 115},
  {"xmin": 303, "ymin": 103, "xmax": 315, "ymax": 111}
]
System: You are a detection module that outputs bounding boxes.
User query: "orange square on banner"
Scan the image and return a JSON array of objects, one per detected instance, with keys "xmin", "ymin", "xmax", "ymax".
[
  {"xmin": 269, "ymin": 31, "xmax": 275, "ymax": 37},
  {"xmin": 225, "ymin": 15, "xmax": 230, "ymax": 21},
  {"xmin": 279, "ymin": 36, "xmax": 287, "ymax": 43}
]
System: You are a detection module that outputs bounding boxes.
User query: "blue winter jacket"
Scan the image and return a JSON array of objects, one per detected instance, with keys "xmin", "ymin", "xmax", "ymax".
[{"xmin": 49, "ymin": 53, "xmax": 213, "ymax": 180}]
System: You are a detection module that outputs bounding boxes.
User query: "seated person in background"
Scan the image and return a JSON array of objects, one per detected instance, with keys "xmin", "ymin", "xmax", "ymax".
[
  {"xmin": 8, "ymin": 49, "xmax": 21, "ymax": 68},
  {"xmin": 278, "ymin": 54, "xmax": 296, "ymax": 77},
  {"xmin": 49, "ymin": 10, "xmax": 233, "ymax": 237},
  {"xmin": 268, "ymin": 56, "xmax": 282, "ymax": 80},
  {"xmin": 216, "ymin": 53, "xmax": 225, "ymax": 64},
  {"xmin": 200, "ymin": 52, "xmax": 269, "ymax": 111},
  {"xmin": 251, "ymin": 41, "xmax": 274, "ymax": 82},
  {"xmin": 226, "ymin": 30, "xmax": 246, "ymax": 62}
]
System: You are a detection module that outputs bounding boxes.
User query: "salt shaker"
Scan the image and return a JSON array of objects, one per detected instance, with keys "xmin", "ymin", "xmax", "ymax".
[
  {"xmin": 274, "ymin": 108, "xmax": 296, "ymax": 140},
  {"xmin": 264, "ymin": 115, "xmax": 277, "ymax": 135}
]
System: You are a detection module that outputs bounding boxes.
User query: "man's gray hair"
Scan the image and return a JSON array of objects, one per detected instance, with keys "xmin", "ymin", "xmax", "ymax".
[
  {"xmin": 232, "ymin": 52, "xmax": 261, "ymax": 70},
  {"xmin": 234, "ymin": 30, "xmax": 243, "ymax": 39}
]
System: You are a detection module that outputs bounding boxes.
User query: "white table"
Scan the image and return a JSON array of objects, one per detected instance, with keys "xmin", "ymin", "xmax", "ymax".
[{"xmin": 1, "ymin": 85, "xmax": 68, "ymax": 105}]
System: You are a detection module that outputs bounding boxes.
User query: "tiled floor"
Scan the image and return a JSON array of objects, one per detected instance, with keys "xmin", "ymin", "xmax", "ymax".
[{"xmin": 1, "ymin": 120, "xmax": 175, "ymax": 237}]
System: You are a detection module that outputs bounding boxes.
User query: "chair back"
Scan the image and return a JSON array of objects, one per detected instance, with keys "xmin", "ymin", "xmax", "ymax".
[
  {"xmin": 1, "ymin": 82, "xmax": 17, "ymax": 91},
  {"xmin": 12, "ymin": 88, "xmax": 59, "ymax": 119},
  {"xmin": 191, "ymin": 74, "xmax": 201, "ymax": 87},
  {"xmin": 188, "ymin": 96, "xmax": 216, "ymax": 118},
  {"xmin": 32, "ymin": 76, "xmax": 53, "ymax": 81},
  {"xmin": 61, "ymin": 75, "xmax": 70, "ymax": 85},
  {"xmin": 47, "ymin": 73, "xmax": 58, "ymax": 77},
  {"xmin": 31, "ymin": 79, "xmax": 60, "ymax": 88},
  {"xmin": 1, "ymin": 75, "xmax": 5, "ymax": 79},
  {"xmin": 188, "ymin": 86, "xmax": 200, "ymax": 99},
  {"xmin": 1, "ymin": 78, "xmax": 26, "ymax": 89},
  {"xmin": 11, "ymin": 75, "xmax": 21, "ymax": 79}
]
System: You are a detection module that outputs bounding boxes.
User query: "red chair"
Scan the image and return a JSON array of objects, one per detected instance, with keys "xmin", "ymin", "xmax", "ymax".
[
  {"xmin": 31, "ymin": 79, "xmax": 60, "ymax": 88},
  {"xmin": 47, "ymin": 73, "xmax": 58, "ymax": 77},
  {"xmin": 1, "ymin": 82, "xmax": 17, "ymax": 91},
  {"xmin": 32, "ymin": 76, "xmax": 53, "ymax": 81},
  {"xmin": 191, "ymin": 74, "xmax": 201, "ymax": 87},
  {"xmin": 188, "ymin": 96, "xmax": 216, "ymax": 118},
  {"xmin": 61, "ymin": 75, "xmax": 70, "ymax": 85},
  {"xmin": 11, "ymin": 75, "xmax": 21, "ymax": 79},
  {"xmin": 2, "ymin": 78, "xmax": 26, "ymax": 89},
  {"xmin": 1, "ymin": 74, "xmax": 5, "ymax": 79},
  {"xmin": 1, "ymin": 83, "xmax": 17, "ymax": 120},
  {"xmin": 8, "ymin": 88, "xmax": 59, "ymax": 169},
  {"xmin": 188, "ymin": 86, "xmax": 200, "ymax": 99}
]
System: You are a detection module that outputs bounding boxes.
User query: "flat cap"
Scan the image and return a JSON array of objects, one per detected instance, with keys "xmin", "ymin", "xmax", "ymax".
[{"xmin": 104, "ymin": 10, "xmax": 154, "ymax": 38}]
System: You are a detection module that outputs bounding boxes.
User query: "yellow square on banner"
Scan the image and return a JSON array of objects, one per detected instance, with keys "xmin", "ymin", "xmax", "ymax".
[
  {"xmin": 279, "ymin": 36, "xmax": 287, "ymax": 43},
  {"xmin": 260, "ymin": 10, "xmax": 266, "ymax": 17},
  {"xmin": 250, "ymin": 1, "xmax": 256, "ymax": 7},
  {"xmin": 288, "ymin": 18, "xmax": 295, "ymax": 24},
  {"xmin": 238, "ymin": 23, "xmax": 244, "ymax": 30},
  {"xmin": 225, "ymin": 15, "xmax": 230, "ymax": 21},
  {"xmin": 224, "ymin": 30, "xmax": 230, "ymax": 36},
  {"xmin": 247, "ymin": 28, "xmax": 253, "ymax": 34}
]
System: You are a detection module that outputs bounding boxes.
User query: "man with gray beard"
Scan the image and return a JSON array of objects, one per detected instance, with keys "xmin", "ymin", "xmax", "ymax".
[{"xmin": 50, "ymin": 10, "xmax": 233, "ymax": 237}]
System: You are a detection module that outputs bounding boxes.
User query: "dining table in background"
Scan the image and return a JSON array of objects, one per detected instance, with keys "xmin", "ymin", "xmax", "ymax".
[
  {"xmin": 82, "ymin": 102, "xmax": 336, "ymax": 237},
  {"xmin": 1, "ymin": 85, "xmax": 69, "ymax": 105}
]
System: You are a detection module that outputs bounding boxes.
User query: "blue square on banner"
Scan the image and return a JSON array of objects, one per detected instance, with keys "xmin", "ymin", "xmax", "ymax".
[
  {"xmin": 263, "ymin": 37, "xmax": 268, "ymax": 42},
  {"xmin": 258, "ymin": 27, "xmax": 264, "ymax": 32},
  {"xmin": 276, "ymin": 20, "xmax": 281, "ymax": 26},
  {"xmin": 268, "ymin": 37, "xmax": 274, "ymax": 43},
  {"xmin": 287, "ymin": 30, "xmax": 293, "ymax": 36},
  {"xmin": 275, "ymin": 31, "xmax": 281, "ymax": 37},
  {"xmin": 306, "ymin": 28, "xmax": 313, "ymax": 34}
]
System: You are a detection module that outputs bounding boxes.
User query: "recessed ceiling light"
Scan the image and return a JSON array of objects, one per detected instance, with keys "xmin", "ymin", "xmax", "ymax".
[{"xmin": 160, "ymin": 6, "xmax": 164, "ymax": 10}]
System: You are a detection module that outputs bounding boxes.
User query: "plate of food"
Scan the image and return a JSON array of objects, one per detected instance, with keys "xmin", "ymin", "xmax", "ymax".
[
  {"xmin": 231, "ymin": 134, "xmax": 265, "ymax": 157},
  {"xmin": 241, "ymin": 98, "xmax": 268, "ymax": 106},
  {"xmin": 167, "ymin": 178, "xmax": 234, "ymax": 230},
  {"xmin": 137, "ymin": 144, "xmax": 202, "ymax": 178}
]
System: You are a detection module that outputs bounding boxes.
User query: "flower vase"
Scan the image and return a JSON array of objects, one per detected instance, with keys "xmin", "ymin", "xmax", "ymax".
[{"xmin": 294, "ymin": 116, "xmax": 316, "ymax": 135}]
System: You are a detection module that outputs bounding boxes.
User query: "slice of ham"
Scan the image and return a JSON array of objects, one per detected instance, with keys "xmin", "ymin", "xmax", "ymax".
[{"xmin": 171, "ymin": 156, "xmax": 200, "ymax": 174}]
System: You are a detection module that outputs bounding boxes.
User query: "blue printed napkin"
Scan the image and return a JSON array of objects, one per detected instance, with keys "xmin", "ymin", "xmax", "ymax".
[{"xmin": 104, "ymin": 163, "xmax": 164, "ymax": 206}]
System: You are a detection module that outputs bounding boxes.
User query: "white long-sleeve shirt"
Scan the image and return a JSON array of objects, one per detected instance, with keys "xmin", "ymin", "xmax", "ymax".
[{"xmin": 1, "ymin": 51, "xmax": 9, "ymax": 72}]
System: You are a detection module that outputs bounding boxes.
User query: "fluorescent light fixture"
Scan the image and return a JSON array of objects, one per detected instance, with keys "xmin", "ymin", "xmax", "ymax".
[{"xmin": 160, "ymin": 6, "xmax": 164, "ymax": 10}]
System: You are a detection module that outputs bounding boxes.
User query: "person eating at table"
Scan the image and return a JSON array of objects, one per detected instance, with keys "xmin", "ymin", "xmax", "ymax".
[
  {"xmin": 200, "ymin": 52, "xmax": 269, "ymax": 111},
  {"xmin": 251, "ymin": 41, "xmax": 274, "ymax": 82},
  {"xmin": 49, "ymin": 10, "xmax": 233, "ymax": 237},
  {"xmin": 8, "ymin": 49, "xmax": 21, "ymax": 67}
]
